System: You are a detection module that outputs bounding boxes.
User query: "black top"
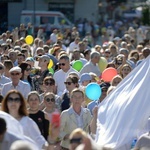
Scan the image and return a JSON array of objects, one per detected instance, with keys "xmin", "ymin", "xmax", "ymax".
[
  {"xmin": 61, "ymin": 92, "xmax": 70, "ymax": 112},
  {"xmin": 29, "ymin": 110, "xmax": 49, "ymax": 140}
]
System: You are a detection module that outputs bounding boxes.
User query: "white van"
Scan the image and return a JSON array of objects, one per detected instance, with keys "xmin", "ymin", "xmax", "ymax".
[{"xmin": 20, "ymin": 10, "xmax": 73, "ymax": 31}]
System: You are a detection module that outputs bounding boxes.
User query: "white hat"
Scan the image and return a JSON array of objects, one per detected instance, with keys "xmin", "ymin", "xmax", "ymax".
[{"xmin": 9, "ymin": 66, "xmax": 22, "ymax": 73}]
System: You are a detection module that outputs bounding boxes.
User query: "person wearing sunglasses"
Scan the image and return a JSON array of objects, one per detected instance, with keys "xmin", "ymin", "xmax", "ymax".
[
  {"xmin": 1, "ymin": 66, "xmax": 31, "ymax": 100},
  {"xmin": 69, "ymin": 128, "xmax": 86, "ymax": 150},
  {"xmin": 39, "ymin": 76, "xmax": 62, "ymax": 111},
  {"xmin": 43, "ymin": 92, "xmax": 60, "ymax": 122},
  {"xmin": 27, "ymin": 91, "xmax": 49, "ymax": 141},
  {"xmin": 53, "ymin": 55, "xmax": 78, "ymax": 97},
  {"xmin": 61, "ymin": 75, "xmax": 79, "ymax": 112},
  {"xmin": 19, "ymin": 62, "xmax": 33, "ymax": 89},
  {"xmin": 32, "ymin": 55, "xmax": 53, "ymax": 94},
  {"xmin": 60, "ymin": 88, "xmax": 92, "ymax": 150},
  {"xmin": 1, "ymin": 90, "xmax": 48, "ymax": 149}
]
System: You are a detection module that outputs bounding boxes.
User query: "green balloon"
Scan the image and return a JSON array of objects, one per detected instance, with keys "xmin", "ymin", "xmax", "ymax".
[
  {"xmin": 72, "ymin": 60, "xmax": 83, "ymax": 72},
  {"xmin": 49, "ymin": 68, "xmax": 54, "ymax": 75}
]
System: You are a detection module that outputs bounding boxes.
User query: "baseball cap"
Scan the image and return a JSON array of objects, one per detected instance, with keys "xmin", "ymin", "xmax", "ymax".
[
  {"xmin": 9, "ymin": 66, "xmax": 22, "ymax": 73},
  {"xmin": 79, "ymin": 73, "xmax": 92, "ymax": 83},
  {"xmin": 39, "ymin": 55, "xmax": 50, "ymax": 62}
]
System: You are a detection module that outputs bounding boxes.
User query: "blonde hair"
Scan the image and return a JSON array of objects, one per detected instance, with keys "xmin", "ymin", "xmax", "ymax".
[{"xmin": 69, "ymin": 128, "xmax": 87, "ymax": 139}]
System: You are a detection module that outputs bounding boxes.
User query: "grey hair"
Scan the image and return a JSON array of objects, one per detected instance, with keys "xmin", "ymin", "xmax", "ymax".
[
  {"xmin": 90, "ymin": 51, "xmax": 100, "ymax": 59},
  {"xmin": 59, "ymin": 54, "xmax": 70, "ymax": 61}
]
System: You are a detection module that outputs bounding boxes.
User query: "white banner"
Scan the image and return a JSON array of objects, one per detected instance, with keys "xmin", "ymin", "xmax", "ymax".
[{"xmin": 96, "ymin": 56, "xmax": 150, "ymax": 149}]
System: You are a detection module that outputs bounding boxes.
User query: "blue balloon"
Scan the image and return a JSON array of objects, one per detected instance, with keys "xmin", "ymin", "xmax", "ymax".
[{"xmin": 85, "ymin": 83, "xmax": 101, "ymax": 101}]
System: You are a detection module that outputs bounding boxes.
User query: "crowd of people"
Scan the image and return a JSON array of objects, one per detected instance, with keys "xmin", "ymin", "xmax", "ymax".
[{"xmin": 0, "ymin": 20, "xmax": 150, "ymax": 150}]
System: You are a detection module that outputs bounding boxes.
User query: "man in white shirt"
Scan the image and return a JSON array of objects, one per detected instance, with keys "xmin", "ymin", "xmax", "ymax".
[
  {"xmin": 50, "ymin": 29, "xmax": 57, "ymax": 44},
  {"xmin": 53, "ymin": 55, "xmax": 78, "ymax": 97},
  {"xmin": 1, "ymin": 66, "xmax": 31, "ymax": 99},
  {"xmin": 69, "ymin": 37, "xmax": 80, "ymax": 54}
]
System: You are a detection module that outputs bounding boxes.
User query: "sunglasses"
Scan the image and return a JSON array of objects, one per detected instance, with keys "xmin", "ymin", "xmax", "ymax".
[
  {"xmin": 70, "ymin": 138, "xmax": 82, "ymax": 144},
  {"xmin": 58, "ymin": 63, "xmax": 65, "ymax": 66},
  {"xmin": 45, "ymin": 97, "xmax": 55, "ymax": 102},
  {"xmin": 64, "ymin": 82, "xmax": 73, "ymax": 85},
  {"xmin": 26, "ymin": 68, "xmax": 31, "ymax": 71},
  {"xmin": 7, "ymin": 97, "xmax": 21, "ymax": 103},
  {"xmin": 0, "ymin": 66, "xmax": 3, "ymax": 70},
  {"xmin": 11, "ymin": 73, "xmax": 20, "ymax": 76},
  {"xmin": 45, "ymin": 82, "xmax": 54, "ymax": 86}
]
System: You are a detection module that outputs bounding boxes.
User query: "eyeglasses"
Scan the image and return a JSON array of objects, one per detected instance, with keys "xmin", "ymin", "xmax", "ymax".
[
  {"xmin": 26, "ymin": 68, "xmax": 31, "ymax": 71},
  {"xmin": 10, "ymin": 73, "xmax": 20, "ymax": 76},
  {"xmin": 0, "ymin": 66, "xmax": 3, "ymax": 70},
  {"xmin": 64, "ymin": 82, "xmax": 73, "ymax": 85},
  {"xmin": 70, "ymin": 138, "xmax": 82, "ymax": 144},
  {"xmin": 7, "ymin": 97, "xmax": 21, "ymax": 103},
  {"xmin": 45, "ymin": 82, "xmax": 54, "ymax": 86},
  {"xmin": 45, "ymin": 97, "xmax": 55, "ymax": 102},
  {"xmin": 58, "ymin": 63, "xmax": 65, "ymax": 66}
]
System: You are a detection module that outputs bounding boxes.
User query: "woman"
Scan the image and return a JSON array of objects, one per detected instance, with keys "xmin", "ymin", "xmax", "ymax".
[
  {"xmin": 40, "ymin": 76, "xmax": 62, "ymax": 111},
  {"xmin": 43, "ymin": 92, "xmax": 60, "ymax": 122},
  {"xmin": 119, "ymin": 64, "xmax": 132, "ymax": 79},
  {"xmin": 61, "ymin": 75, "xmax": 79, "ymax": 112},
  {"xmin": 1, "ymin": 90, "xmax": 48, "ymax": 149},
  {"xmin": 19, "ymin": 62, "xmax": 33, "ymax": 89},
  {"xmin": 27, "ymin": 91, "xmax": 49, "ymax": 140},
  {"xmin": 111, "ymin": 75, "xmax": 123, "ymax": 87}
]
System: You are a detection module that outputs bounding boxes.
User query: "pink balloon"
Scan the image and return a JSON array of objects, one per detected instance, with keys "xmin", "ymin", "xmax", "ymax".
[{"xmin": 102, "ymin": 67, "xmax": 118, "ymax": 82}]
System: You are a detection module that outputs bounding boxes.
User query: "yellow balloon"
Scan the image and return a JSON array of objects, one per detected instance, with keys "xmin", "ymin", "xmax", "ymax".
[
  {"xmin": 48, "ymin": 59, "xmax": 53, "ymax": 69},
  {"xmin": 98, "ymin": 57, "xmax": 108, "ymax": 72},
  {"xmin": 25, "ymin": 35, "xmax": 34, "ymax": 45}
]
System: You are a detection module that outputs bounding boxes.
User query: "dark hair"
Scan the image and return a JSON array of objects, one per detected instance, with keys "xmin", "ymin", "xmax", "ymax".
[
  {"xmin": 43, "ymin": 76, "xmax": 55, "ymax": 85},
  {"xmin": 17, "ymin": 53, "xmax": 25, "ymax": 59},
  {"xmin": 19, "ymin": 62, "xmax": 31, "ymax": 80},
  {"xmin": 3, "ymin": 60, "xmax": 13, "ymax": 70},
  {"xmin": 66, "ymin": 76, "xmax": 79, "ymax": 87},
  {"xmin": 1, "ymin": 90, "xmax": 28, "ymax": 116},
  {"xmin": 59, "ymin": 54, "xmax": 69, "ymax": 61},
  {"xmin": 0, "ymin": 118, "xmax": 7, "ymax": 134}
]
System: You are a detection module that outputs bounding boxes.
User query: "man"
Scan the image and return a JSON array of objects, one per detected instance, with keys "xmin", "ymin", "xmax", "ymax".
[
  {"xmin": 119, "ymin": 48, "xmax": 135, "ymax": 69},
  {"xmin": 8, "ymin": 50, "xmax": 18, "ymax": 66},
  {"xmin": 136, "ymin": 47, "xmax": 150, "ymax": 66},
  {"xmin": 50, "ymin": 29, "xmax": 58, "ymax": 44},
  {"xmin": 17, "ymin": 53, "xmax": 25, "ymax": 65},
  {"xmin": 53, "ymin": 55, "xmax": 78, "ymax": 97},
  {"xmin": 83, "ymin": 49, "xmax": 91, "ymax": 61},
  {"xmin": 59, "ymin": 88, "xmax": 92, "ymax": 149},
  {"xmin": 71, "ymin": 49, "xmax": 87, "ymax": 66},
  {"xmin": 32, "ymin": 55, "xmax": 53, "ymax": 94},
  {"xmin": 69, "ymin": 37, "xmax": 80, "ymax": 54},
  {"xmin": 79, "ymin": 51, "xmax": 101, "ymax": 77},
  {"xmin": 1, "ymin": 66, "xmax": 31, "ymax": 99},
  {"xmin": 0, "ymin": 62, "xmax": 11, "ymax": 85}
]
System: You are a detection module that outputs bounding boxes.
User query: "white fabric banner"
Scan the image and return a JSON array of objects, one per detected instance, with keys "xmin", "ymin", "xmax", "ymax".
[{"xmin": 96, "ymin": 56, "xmax": 150, "ymax": 149}]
